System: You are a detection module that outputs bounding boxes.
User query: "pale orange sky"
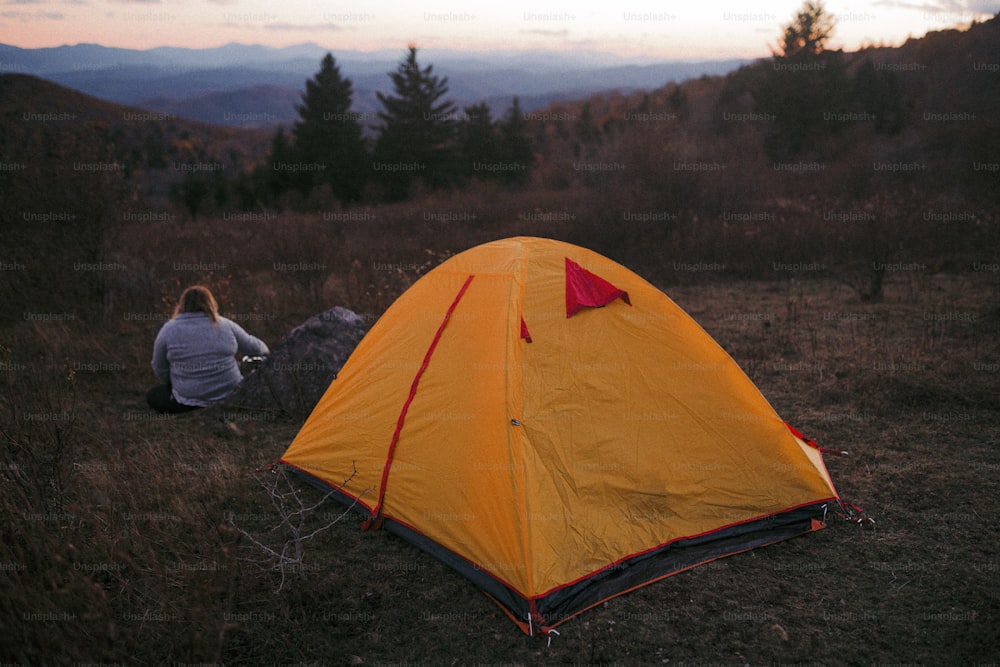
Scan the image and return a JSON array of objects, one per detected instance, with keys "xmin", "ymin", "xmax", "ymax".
[{"xmin": 2, "ymin": 0, "xmax": 996, "ymax": 59}]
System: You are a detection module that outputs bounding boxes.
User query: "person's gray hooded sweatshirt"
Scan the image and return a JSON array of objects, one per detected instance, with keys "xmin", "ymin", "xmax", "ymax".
[{"xmin": 151, "ymin": 312, "xmax": 269, "ymax": 406}]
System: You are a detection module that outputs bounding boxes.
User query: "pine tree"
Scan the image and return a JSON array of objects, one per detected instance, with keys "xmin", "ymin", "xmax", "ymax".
[
  {"xmin": 754, "ymin": 0, "xmax": 849, "ymax": 158},
  {"xmin": 853, "ymin": 61, "xmax": 906, "ymax": 135},
  {"xmin": 173, "ymin": 173, "xmax": 209, "ymax": 220},
  {"xmin": 261, "ymin": 126, "xmax": 294, "ymax": 206},
  {"xmin": 373, "ymin": 46, "xmax": 457, "ymax": 199},
  {"xmin": 576, "ymin": 102, "xmax": 601, "ymax": 145},
  {"xmin": 777, "ymin": 1, "xmax": 836, "ymax": 59},
  {"xmin": 497, "ymin": 97, "xmax": 533, "ymax": 186},
  {"xmin": 457, "ymin": 102, "xmax": 497, "ymax": 182},
  {"xmin": 292, "ymin": 53, "xmax": 368, "ymax": 204}
]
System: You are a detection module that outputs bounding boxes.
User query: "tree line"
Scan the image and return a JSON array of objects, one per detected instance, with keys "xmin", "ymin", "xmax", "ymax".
[
  {"xmin": 172, "ymin": 47, "xmax": 535, "ymax": 216},
  {"xmin": 722, "ymin": 0, "xmax": 909, "ymax": 161}
]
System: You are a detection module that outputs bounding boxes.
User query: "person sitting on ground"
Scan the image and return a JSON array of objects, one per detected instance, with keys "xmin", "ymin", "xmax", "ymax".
[{"xmin": 147, "ymin": 285, "xmax": 270, "ymax": 413}]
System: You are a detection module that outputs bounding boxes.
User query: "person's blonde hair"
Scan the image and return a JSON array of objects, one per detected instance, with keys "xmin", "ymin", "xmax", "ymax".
[{"xmin": 173, "ymin": 285, "xmax": 220, "ymax": 323}]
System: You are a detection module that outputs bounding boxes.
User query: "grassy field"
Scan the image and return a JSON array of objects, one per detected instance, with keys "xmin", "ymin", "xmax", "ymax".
[{"xmin": 2, "ymin": 216, "xmax": 999, "ymax": 665}]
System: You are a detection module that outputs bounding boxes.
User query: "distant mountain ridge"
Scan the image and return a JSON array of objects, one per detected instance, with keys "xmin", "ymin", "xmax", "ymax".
[{"xmin": 0, "ymin": 41, "xmax": 747, "ymax": 128}]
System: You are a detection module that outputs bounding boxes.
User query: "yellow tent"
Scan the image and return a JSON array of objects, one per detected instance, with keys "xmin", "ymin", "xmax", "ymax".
[{"xmin": 280, "ymin": 236, "xmax": 839, "ymax": 635}]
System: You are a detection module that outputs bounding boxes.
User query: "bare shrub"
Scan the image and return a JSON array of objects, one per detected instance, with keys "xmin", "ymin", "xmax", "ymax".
[{"xmin": 230, "ymin": 463, "xmax": 370, "ymax": 592}]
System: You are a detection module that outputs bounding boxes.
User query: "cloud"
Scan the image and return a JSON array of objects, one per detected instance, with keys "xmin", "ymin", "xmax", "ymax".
[
  {"xmin": 0, "ymin": 10, "xmax": 63, "ymax": 20},
  {"xmin": 264, "ymin": 22, "xmax": 344, "ymax": 32},
  {"xmin": 873, "ymin": 0, "xmax": 998, "ymax": 16},
  {"xmin": 520, "ymin": 28, "xmax": 570, "ymax": 38}
]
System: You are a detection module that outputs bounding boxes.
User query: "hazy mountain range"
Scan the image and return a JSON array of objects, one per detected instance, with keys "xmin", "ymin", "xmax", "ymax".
[{"xmin": 0, "ymin": 42, "xmax": 748, "ymax": 128}]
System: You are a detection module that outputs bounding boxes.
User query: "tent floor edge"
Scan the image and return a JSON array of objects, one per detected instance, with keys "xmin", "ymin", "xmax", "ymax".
[
  {"xmin": 264, "ymin": 469, "xmax": 836, "ymax": 633},
  {"xmin": 279, "ymin": 461, "xmax": 536, "ymax": 628},
  {"xmin": 274, "ymin": 462, "xmax": 835, "ymax": 634},
  {"xmin": 535, "ymin": 501, "xmax": 835, "ymax": 627},
  {"xmin": 278, "ymin": 459, "xmax": 374, "ymax": 519},
  {"xmin": 381, "ymin": 516, "xmax": 531, "ymax": 626}
]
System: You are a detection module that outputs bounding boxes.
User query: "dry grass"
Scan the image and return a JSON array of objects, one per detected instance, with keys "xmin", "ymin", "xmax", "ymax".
[{"xmin": 1, "ymin": 202, "xmax": 998, "ymax": 665}]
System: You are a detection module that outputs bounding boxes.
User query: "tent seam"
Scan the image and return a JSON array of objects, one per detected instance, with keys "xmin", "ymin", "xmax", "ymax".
[
  {"xmin": 364, "ymin": 273, "xmax": 475, "ymax": 528},
  {"xmin": 512, "ymin": 241, "xmax": 534, "ymax": 605}
]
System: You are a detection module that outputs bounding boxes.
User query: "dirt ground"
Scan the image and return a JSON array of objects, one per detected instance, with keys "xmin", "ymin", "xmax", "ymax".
[{"xmin": 2, "ymin": 270, "xmax": 998, "ymax": 666}]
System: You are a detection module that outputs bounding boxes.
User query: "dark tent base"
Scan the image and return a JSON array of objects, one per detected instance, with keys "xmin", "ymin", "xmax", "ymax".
[{"xmin": 282, "ymin": 460, "xmax": 833, "ymax": 636}]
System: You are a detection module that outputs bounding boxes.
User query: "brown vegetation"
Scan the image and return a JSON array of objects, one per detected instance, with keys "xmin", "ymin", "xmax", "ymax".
[
  {"xmin": 2, "ymin": 250, "xmax": 997, "ymax": 663},
  {"xmin": 1, "ymin": 15, "xmax": 999, "ymax": 666}
]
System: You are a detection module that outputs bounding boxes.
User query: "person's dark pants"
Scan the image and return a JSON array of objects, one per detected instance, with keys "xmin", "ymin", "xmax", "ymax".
[{"xmin": 146, "ymin": 384, "xmax": 201, "ymax": 414}]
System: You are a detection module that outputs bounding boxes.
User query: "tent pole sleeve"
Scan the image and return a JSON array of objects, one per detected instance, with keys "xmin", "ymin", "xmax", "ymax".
[{"xmin": 362, "ymin": 274, "xmax": 476, "ymax": 530}]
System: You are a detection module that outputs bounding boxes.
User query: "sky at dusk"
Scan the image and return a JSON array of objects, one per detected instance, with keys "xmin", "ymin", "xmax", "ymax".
[{"xmin": 2, "ymin": 0, "xmax": 997, "ymax": 60}]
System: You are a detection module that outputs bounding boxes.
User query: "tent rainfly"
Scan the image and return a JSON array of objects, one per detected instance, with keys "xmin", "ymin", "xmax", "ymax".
[{"xmin": 280, "ymin": 236, "xmax": 841, "ymax": 636}]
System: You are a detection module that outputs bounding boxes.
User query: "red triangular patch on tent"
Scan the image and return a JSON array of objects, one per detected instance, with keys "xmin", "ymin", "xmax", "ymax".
[
  {"xmin": 520, "ymin": 316, "xmax": 532, "ymax": 343},
  {"xmin": 565, "ymin": 257, "xmax": 631, "ymax": 318}
]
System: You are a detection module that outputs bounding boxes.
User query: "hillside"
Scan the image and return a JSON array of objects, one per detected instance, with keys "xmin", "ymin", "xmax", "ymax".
[
  {"xmin": 139, "ymin": 84, "xmax": 302, "ymax": 129},
  {"xmin": 0, "ymin": 73, "xmax": 272, "ymax": 199},
  {"xmin": 1, "ymin": 40, "xmax": 746, "ymax": 128},
  {"xmin": 0, "ymin": 74, "xmax": 271, "ymax": 316},
  {"xmin": 1, "ymin": 17, "xmax": 999, "ymax": 667},
  {"xmin": 1, "ymin": 17, "xmax": 998, "ymax": 322},
  {"xmin": 526, "ymin": 16, "xmax": 1000, "ymax": 200},
  {"xmin": 511, "ymin": 16, "xmax": 999, "ymax": 289}
]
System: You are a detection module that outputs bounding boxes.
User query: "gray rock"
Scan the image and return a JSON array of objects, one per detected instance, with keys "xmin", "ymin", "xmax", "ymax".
[{"xmin": 226, "ymin": 306, "xmax": 367, "ymax": 415}]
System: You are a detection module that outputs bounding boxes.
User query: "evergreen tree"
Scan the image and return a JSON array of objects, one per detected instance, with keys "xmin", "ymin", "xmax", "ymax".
[
  {"xmin": 373, "ymin": 46, "xmax": 457, "ymax": 199},
  {"xmin": 777, "ymin": 0, "xmax": 836, "ymax": 59},
  {"xmin": 853, "ymin": 61, "xmax": 907, "ymax": 135},
  {"xmin": 753, "ymin": 0, "xmax": 849, "ymax": 158},
  {"xmin": 457, "ymin": 102, "xmax": 497, "ymax": 182},
  {"xmin": 173, "ymin": 173, "xmax": 209, "ymax": 220},
  {"xmin": 234, "ymin": 171, "xmax": 258, "ymax": 210},
  {"xmin": 262, "ymin": 126, "xmax": 294, "ymax": 205},
  {"xmin": 576, "ymin": 102, "xmax": 601, "ymax": 145},
  {"xmin": 497, "ymin": 97, "xmax": 533, "ymax": 186},
  {"xmin": 292, "ymin": 53, "xmax": 368, "ymax": 204}
]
